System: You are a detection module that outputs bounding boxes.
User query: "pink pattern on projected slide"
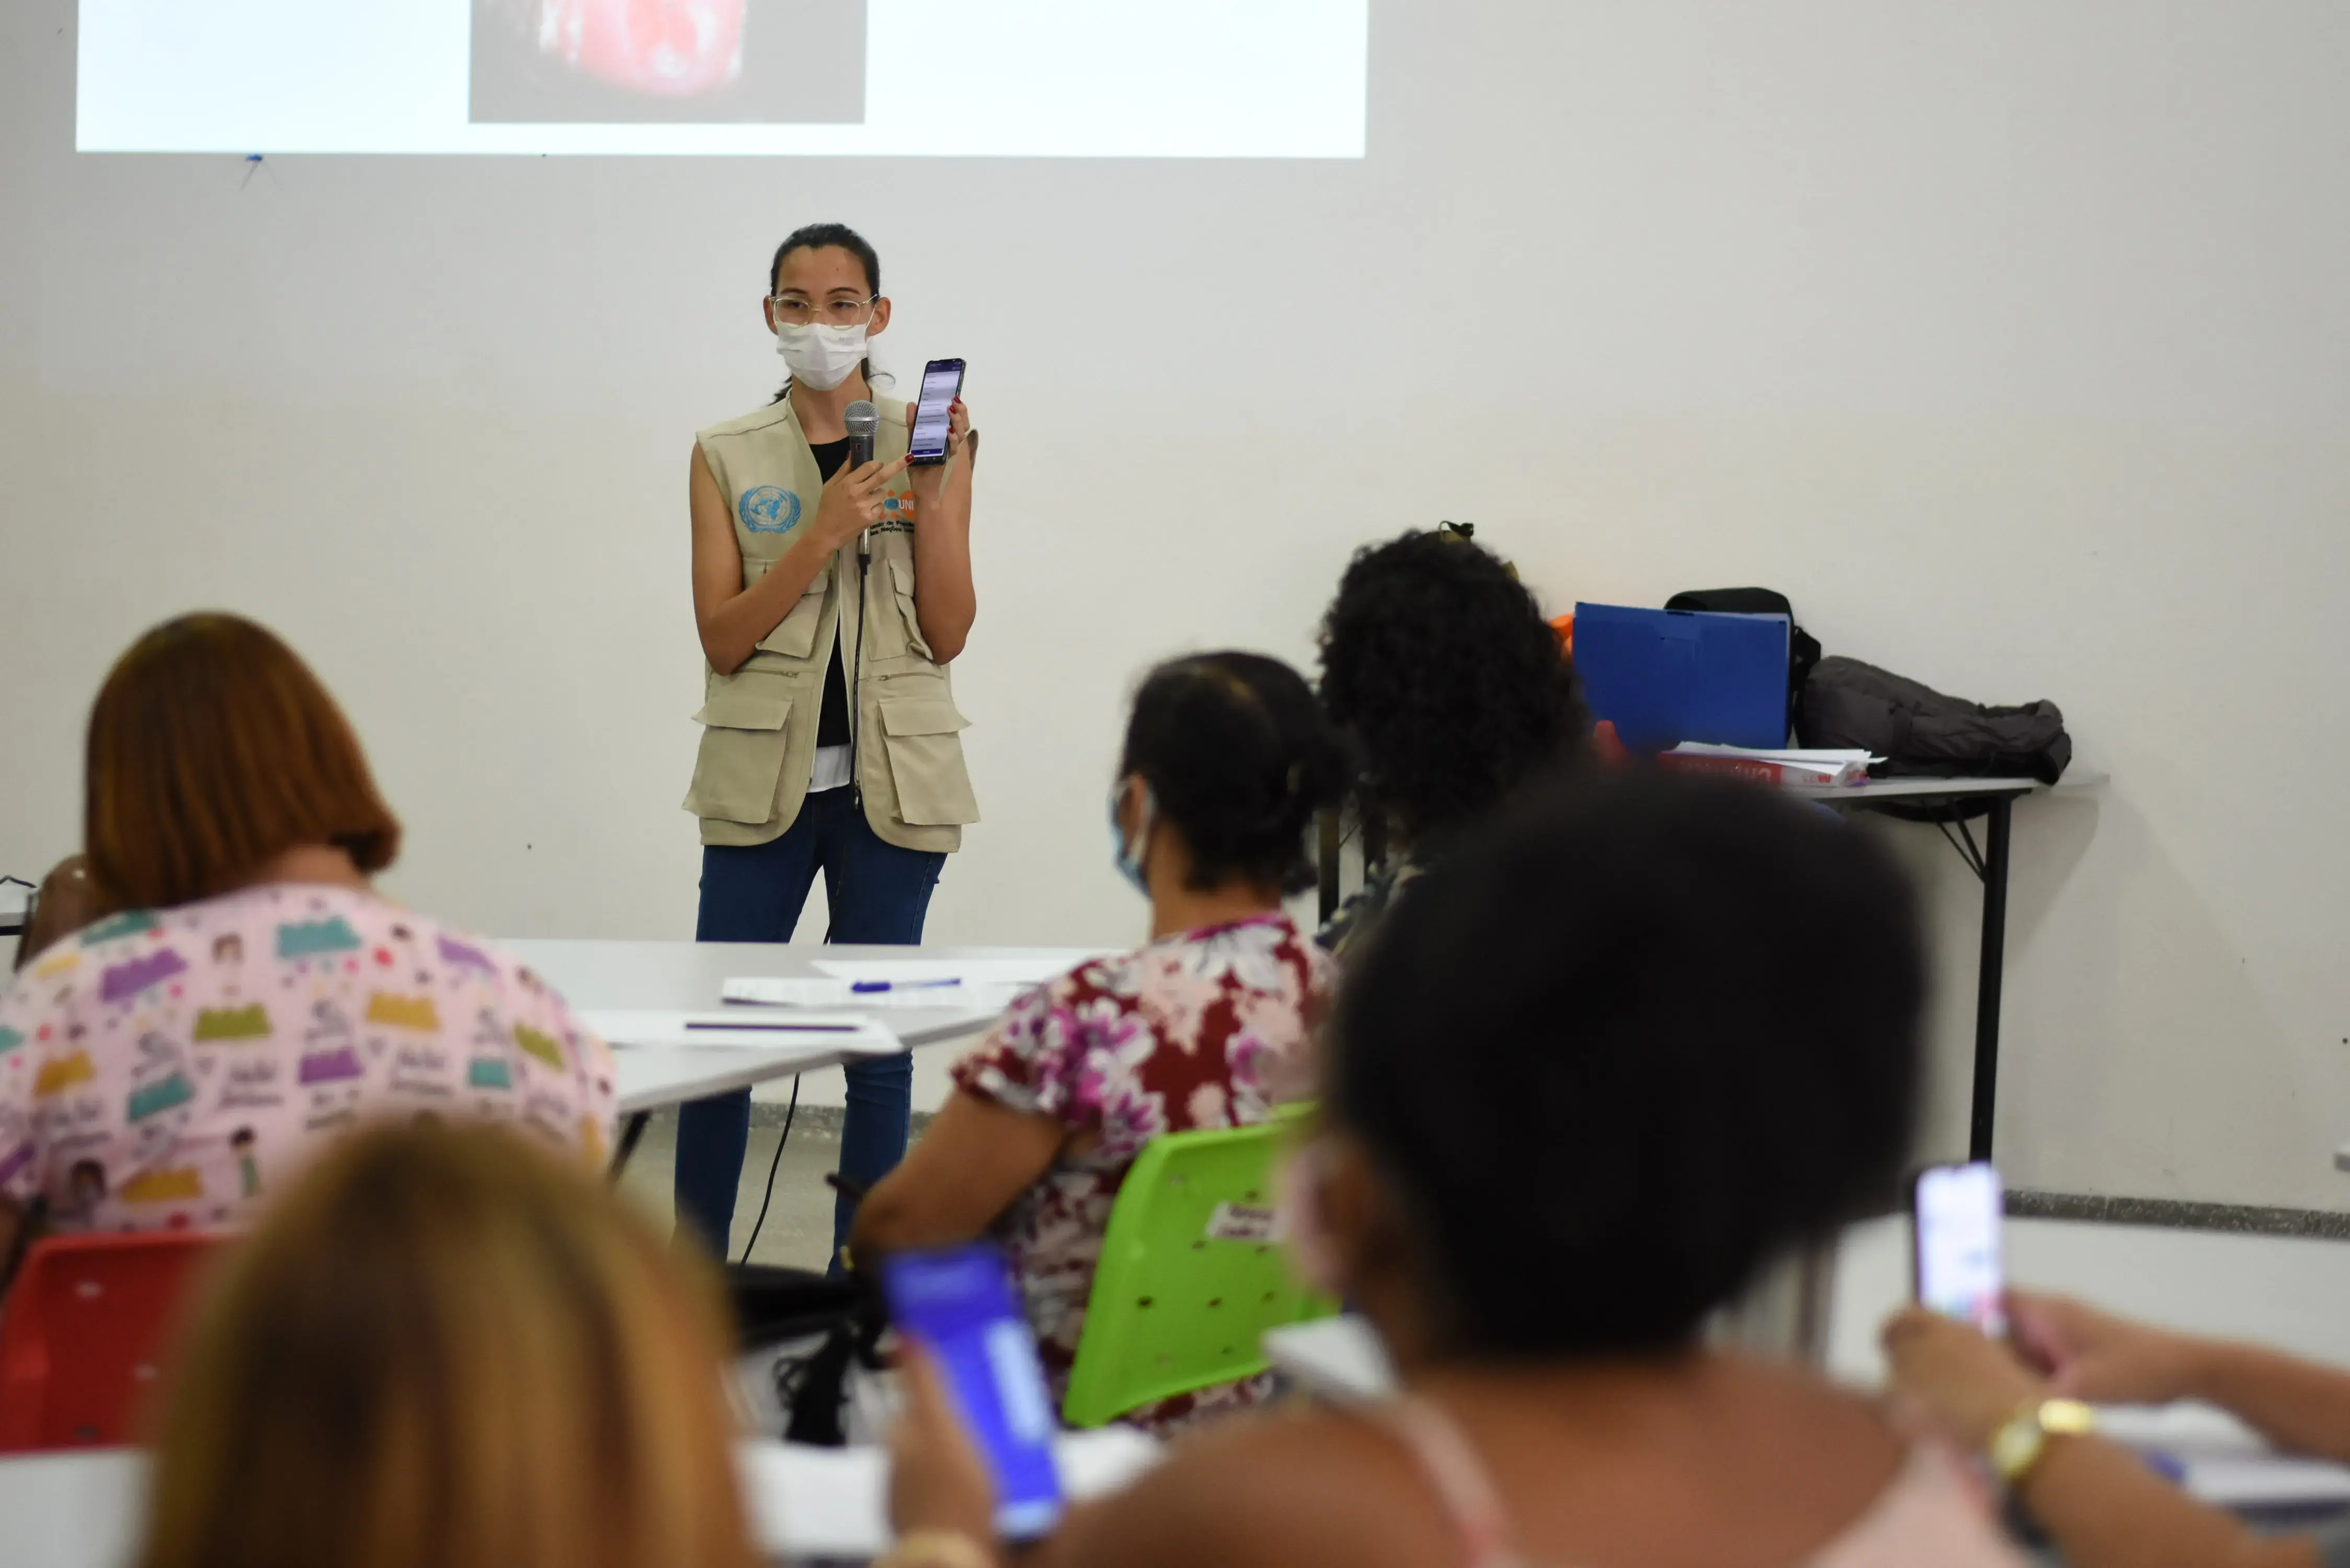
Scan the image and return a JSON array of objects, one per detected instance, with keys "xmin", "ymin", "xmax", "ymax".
[{"xmin": 536, "ymin": 0, "xmax": 745, "ymax": 98}]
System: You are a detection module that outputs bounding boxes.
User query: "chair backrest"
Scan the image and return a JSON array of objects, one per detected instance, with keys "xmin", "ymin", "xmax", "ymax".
[
  {"xmin": 0, "ymin": 1230, "xmax": 227, "ymax": 1452},
  {"xmin": 1062, "ymin": 1104, "xmax": 1334, "ymax": 1428}
]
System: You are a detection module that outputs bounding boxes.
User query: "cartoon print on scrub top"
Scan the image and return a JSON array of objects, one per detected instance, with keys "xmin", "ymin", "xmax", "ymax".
[
  {"xmin": 468, "ymin": 1007, "xmax": 516, "ymax": 1097},
  {"xmin": 437, "ymin": 933, "xmax": 501, "ymax": 980},
  {"xmin": 299, "ymin": 999, "xmax": 367, "ymax": 1127},
  {"xmin": 0, "ymin": 1102, "xmax": 32, "ymax": 1190},
  {"xmin": 98, "ymin": 942, "xmax": 189, "ymax": 1007},
  {"xmin": 230, "ymin": 1126, "xmax": 261, "ymax": 1199},
  {"xmin": 119, "ymin": 1163, "xmax": 203, "ymax": 1207},
  {"xmin": 79, "ymin": 910, "xmax": 158, "ymax": 947},
  {"xmin": 64, "ymin": 1157, "xmax": 107, "ymax": 1221},
  {"xmin": 373, "ymin": 991, "xmax": 454, "ymax": 1098},
  {"xmin": 192, "ymin": 1001, "xmax": 271, "ymax": 1043},
  {"xmin": 125, "ymin": 1030, "xmax": 198, "ymax": 1162},
  {"xmin": 278, "ymin": 914, "xmax": 364, "ymax": 962}
]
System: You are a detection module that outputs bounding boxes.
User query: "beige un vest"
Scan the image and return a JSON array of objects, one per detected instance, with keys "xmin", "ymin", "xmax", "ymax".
[{"xmin": 683, "ymin": 395, "xmax": 978, "ymax": 852}]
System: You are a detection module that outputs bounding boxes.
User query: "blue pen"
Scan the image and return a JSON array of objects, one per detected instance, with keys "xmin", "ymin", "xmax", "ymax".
[{"xmin": 850, "ymin": 977, "xmax": 963, "ymax": 994}]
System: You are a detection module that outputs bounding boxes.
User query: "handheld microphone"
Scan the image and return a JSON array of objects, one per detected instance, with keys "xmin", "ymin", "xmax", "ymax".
[{"xmin": 844, "ymin": 400, "xmax": 879, "ymax": 469}]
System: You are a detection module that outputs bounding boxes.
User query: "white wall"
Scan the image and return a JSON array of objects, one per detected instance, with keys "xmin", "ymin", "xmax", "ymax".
[{"xmin": 5, "ymin": 2, "xmax": 2348, "ymax": 1202}]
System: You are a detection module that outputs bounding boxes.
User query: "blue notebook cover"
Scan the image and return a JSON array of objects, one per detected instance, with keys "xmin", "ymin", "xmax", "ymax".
[{"xmin": 1572, "ymin": 603, "xmax": 1790, "ymax": 752}]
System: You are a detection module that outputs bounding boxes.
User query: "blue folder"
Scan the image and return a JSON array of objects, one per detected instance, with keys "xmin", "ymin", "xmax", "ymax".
[{"xmin": 1572, "ymin": 602, "xmax": 1790, "ymax": 752}]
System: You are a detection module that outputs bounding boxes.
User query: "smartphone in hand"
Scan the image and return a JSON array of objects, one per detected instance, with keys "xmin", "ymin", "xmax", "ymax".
[
  {"xmin": 908, "ymin": 358, "xmax": 966, "ymax": 466},
  {"xmin": 880, "ymin": 1242, "xmax": 1064, "ymax": 1539},
  {"xmin": 1911, "ymin": 1161, "xmax": 2007, "ymax": 1336}
]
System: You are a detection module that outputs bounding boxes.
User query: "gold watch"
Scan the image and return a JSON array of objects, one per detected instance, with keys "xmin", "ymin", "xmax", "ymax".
[
  {"xmin": 876, "ymin": 1530, "xmax": 996, "ymax": 1568},
  {"xmin": 1988, "ymin": 1397, "xmax": 2097, "ymax": 1484}
]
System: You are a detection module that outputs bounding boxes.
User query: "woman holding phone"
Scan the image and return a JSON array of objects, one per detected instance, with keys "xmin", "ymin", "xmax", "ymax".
[{"xmin": 681, "ymin": 222, "xmax": 980, "ymax": 1267}]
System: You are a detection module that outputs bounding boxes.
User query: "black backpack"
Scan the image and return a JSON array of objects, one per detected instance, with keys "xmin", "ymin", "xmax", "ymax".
[
  {"xmin": 1663, "ymin": 587, "xmax": 1823, "ymax": 739},
  {"xmin": 1799, "ymin": 656, "xmax": 2071, "ymax": 785}
]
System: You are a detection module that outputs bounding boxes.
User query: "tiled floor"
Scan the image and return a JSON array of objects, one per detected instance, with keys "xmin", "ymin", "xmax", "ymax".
[{"xmin": 614, "ymin": 1107, "xmax": 845, "ymax": 1272}]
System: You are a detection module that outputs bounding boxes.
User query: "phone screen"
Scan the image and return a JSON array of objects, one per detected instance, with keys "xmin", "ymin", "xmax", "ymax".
[
  {"xmin": 908, "ymin": 358, "xmax": 965, "ymax": 464},
  {"xmin": 880, "ymin": 1243, "xmax": 1064, "ymax": 1539},
  {"xmin": 1913, "ymin": 1161, "xmax": 2006, "ymax": 1335}
]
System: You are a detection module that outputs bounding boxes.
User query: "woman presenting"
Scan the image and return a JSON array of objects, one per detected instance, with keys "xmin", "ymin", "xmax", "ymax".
[{"xmin": 682, "ymin": 222, "xmax": 978, "ymax": 1266}]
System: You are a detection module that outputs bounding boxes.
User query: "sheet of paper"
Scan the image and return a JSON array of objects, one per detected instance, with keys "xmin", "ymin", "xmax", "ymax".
[
  {"xmin": 721, "ymin": 976, "xmax": 1028, "ymax": 1012},
  {"xmin": 2092, "ymin": 1401, "xmax": 2350, "ymax": 1508},
  {"xmin": 809, "ymin": 952, "xmax": 1111, "ymax": 986},
  {"xmin": 580, "ymin": 1009, "xmax": 903, "ymax": 1054},
  {"xmin": 738, "ymin": 1428, "xmax": 1161, "ymax": 1558}
]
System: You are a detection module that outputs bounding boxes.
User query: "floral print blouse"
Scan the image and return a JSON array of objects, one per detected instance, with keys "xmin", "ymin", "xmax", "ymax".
[{"xmin": 952, "ymin": 913, "xmax": 1332, "ymax": 1435}]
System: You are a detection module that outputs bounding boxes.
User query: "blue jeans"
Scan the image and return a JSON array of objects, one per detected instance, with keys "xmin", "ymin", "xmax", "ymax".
[{"xmin": 677, "ymin": 787, "xmax": 947, "ymax": 1270}]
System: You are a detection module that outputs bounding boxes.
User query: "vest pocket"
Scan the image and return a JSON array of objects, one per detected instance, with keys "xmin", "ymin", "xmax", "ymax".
[
  {"xmin": 754, "ymin": 569, "xmax": 832, "ymax": 659},
  {"xmin": 684, "ymin": 676, "xmax": 794, "ymax": 825},
  {"xmin": 886, "ymin": 560, "xmax": 933, "ymax": 662},
  {"xmin": 878, "ymin": 685, "xmax": 978, "ymax": 826}
]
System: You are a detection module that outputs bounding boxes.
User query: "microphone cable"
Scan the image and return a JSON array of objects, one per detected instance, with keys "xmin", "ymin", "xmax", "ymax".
[{"xmin": 736, "ymin": 1071, "xmax": 801, "ymax": 1266}]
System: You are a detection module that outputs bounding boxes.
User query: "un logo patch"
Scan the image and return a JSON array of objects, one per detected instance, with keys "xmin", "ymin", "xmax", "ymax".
[{"xmin": 740, "ymin": 486, "xmax": 801, "ymax": 534}]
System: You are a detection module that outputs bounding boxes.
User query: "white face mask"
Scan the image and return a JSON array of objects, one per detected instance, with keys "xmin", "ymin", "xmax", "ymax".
[{"xmin": 774, "ymin": 320, "xmax": 869, "ymax": 390}]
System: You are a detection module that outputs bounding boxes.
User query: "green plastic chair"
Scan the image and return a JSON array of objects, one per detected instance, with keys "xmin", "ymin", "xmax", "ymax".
[{"xmin": 1062, "ymin": 1102, "xmax": 1336, "ymax": 1428}]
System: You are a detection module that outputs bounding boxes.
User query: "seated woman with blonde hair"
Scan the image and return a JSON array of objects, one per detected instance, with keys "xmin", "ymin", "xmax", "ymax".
[
  {"xmin": 138, "ymin": 1119, "xmax": 755, "ymax": 1568},
  {"xmin": 0, "ymin": 614, "xmax": 613, "ymax": 1275}
]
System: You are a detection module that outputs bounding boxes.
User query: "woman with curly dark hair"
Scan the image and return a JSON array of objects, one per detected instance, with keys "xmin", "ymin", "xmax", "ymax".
[{"xmin": 1316, "ymin": 530, "xmax": 1588, "ymax": 955}]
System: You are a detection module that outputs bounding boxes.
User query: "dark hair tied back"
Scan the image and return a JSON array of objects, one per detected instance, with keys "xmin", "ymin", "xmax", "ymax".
[
  {"xmin": 767, "ymin": 221, "xmax": 886, "ymax": 405},
  {"xmin": 1330, "ymin": 769, "xmax": 1924, "ymax": 1359},
  {"xmin": 1119, "ymin": 652, "xmax": 1349, "ymax": 895}
]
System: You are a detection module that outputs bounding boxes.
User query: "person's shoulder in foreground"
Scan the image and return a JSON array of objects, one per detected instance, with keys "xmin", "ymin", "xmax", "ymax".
[
  {"xmin": 0, "ymin": 883, "xmax": 615, "ymax": 1232},
  {"xmin": 1038, "ymin": 1374, "xmax": 2018, "ymax": 1568}
]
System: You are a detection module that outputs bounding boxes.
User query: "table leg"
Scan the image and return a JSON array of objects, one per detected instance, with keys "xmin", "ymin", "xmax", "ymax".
[
  {"xmin": 610, "ymin": 1110, "xmax": 650, "ymax": 1177},
  {"xmin": 1968, "ymin": 796, "xmax": 2014, "ymax": 1162}
]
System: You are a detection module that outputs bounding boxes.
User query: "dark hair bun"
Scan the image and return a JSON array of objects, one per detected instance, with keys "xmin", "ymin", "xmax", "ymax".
[
  {"xmin": 1332, "ymin": 769, "xmax": 1924, "ymax": 1357},
  {"xmin": 1120, "ymin": 652, "xmax": 1349, "ymax": 896}
]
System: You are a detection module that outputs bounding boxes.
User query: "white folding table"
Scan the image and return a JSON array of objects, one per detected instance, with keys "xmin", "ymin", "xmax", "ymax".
[
  {"xmin": 498, "ymin": 940, "xmax": 1095, "ymax": 1167},
  {"xmin": 0, "ymin": 1429, "xmax": 1162, "ymax": 1567}
]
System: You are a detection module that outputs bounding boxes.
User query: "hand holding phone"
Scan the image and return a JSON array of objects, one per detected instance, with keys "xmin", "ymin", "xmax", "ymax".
[
  {"xmin": 1912, "ymin": 1161, "xmax": 2007, "ymax": 1337},
  {"xmin": 889, "ymin": 1339, "xmax": 1000, "ymax": 1544},
  {"xmin": 880, "ymin": 1243, "xmax": 1064, "ymax": 1540},
  {"xmin": 908, "ymin": 358, "xmax": 966, "ymax": 466}
]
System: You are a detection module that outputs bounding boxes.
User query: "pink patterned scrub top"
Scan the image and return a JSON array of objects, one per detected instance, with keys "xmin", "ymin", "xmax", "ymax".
[
  {"xmin": 0, "ymin": 884, "xmax": 617, "ymax": 1232},
  {"xmin": 951, "ymin": 913, "xmax": 1333, "ymax": 1435}
]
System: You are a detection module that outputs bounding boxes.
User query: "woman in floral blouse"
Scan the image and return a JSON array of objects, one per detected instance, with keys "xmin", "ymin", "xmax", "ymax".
[{"xmin": 853, "ymin": 651, "xmax": 1347, "ymax": 1432}]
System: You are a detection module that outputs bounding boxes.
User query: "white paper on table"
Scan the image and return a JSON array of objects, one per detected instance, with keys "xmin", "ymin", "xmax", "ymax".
[
  {"xmin": 2094, "ymin": 1402, "xmax": 2350, "ymax": 1508},
  {"xmin": 809, "ymin": 953, "xmax": 1109, "ymax": 985},
  {"xmin": 1668, "ymin": 743, "xmax": 1883, "ymax": 785},
  {"xmin": 809, "ymin": 952, "xmax": 1112, "ymax": 986},
  {"xmin": 737, "ymin": 1428, "xmax": 1161, "ymax": 1559},
  {"xmin": 721, "ymin": 976, "xmax": 1028, "ymax": 1012},
  {"xmin": 579, "ymin": 1009, "xmax": 903, "ymax": 1053}
]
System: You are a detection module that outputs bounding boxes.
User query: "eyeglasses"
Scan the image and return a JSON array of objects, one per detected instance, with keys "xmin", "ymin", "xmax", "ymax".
[{"xmin": 770, "ymin": 294, "xmax": 878, "ymax": 328}]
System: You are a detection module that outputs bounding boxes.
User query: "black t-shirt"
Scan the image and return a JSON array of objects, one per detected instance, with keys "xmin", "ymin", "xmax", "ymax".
[{"xmin": 810, "ymin": 437, "xmax": 853, "ymax": 747}]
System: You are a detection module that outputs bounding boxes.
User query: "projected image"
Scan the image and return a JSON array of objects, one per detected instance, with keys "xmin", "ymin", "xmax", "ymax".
[
  {"xmin": 471, "ymin": 0, "xmax": 867, "ymax": 124},
  {"xmin": 78, "ymin": 0, "xmax": 1367, "ymax": 157}
]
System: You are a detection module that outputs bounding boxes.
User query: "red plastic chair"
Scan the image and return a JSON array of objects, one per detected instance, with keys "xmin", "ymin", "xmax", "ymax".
[{"xmin": 0, "ymin": 1231, "xmax": 227, "ymax": 1452}]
